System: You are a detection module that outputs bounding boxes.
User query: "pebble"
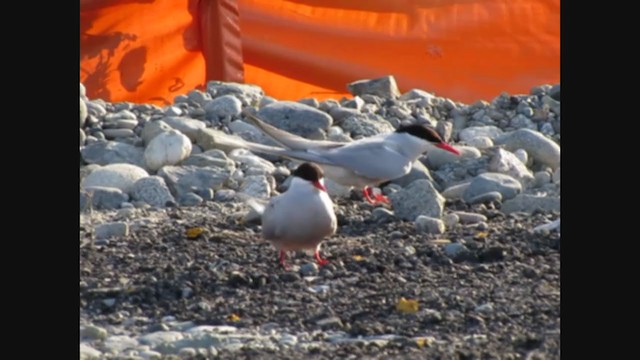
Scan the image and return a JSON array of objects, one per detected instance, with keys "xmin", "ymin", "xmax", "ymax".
[
  {"xmin": 257, "ymin": 101, "xmax": 332, "ymax": 138},
  {"xmin": 425, "ymin": 145, "xmax": 481, "ymax": 169},
  {"xmin": 81, "ymin": 163, "xmax": 149, "ymax": 193},
  {"xmin": 534, "ymin": 171, "xmax": 552, "ymax": 187},
  {"xmin": 158, "ymin": 165, "xmax": 230, "ymax": 199},
  {"xmin": 141, "ymin": 120, "xmax": 173, "ymax": 145},
  {"xmin": 463, "ymin": 173, "xmax": 522, "ymax": 203},
  {"xmin": 179, "ymin": 192, "xmax": 203, "ymax": 207},
  {"xmin": 415, "ymin": 215, "xmax": 445, "ymax": 234},
  {"xmin": 81, "ymin": 325, "xmax": 108, "ymax": 340},
  {"xmin": 204, "ymin": 94, "xmax": 242, "ymax": 118},
  {"xmin": 300, "ymin": 263, "xmax": 319, "ymax": 276},
  {"xmin": 494, "ymin": 129, "xmax": 560, "ymax": 169},
  {"xmin": 95, "ymin": 222, "xmax": 129, "ymax": 239},
  {"xmin": 144, "ymin": 130, "xmax": 192, "ymax": 171},
  {"xmin": 465, "ymin": 135, "xmax": 493, "ymax": 149},
  {"xmin": 239, "ymin": 175, "xmax": 271, "ymax": 199},
  {"xmin": 443, "ymin": 213, "xmax": 460, "ymax": 227},
  {"xmin": 468, "ymin": 191, "xmax": 503, "ymax": 204},
  {"xmin": 81, "ymin": 141, "xmax": 146, "ymax": 168},
  {"xmin": 370, "ymin": 207, "xmax": 396, "ymax": 223},
  {"xmin": 214, "ymin": 189, "xmax": 236, "ymax": 202},
  {"xmin": 501, "ymin": 194, "xmax": 560, "ymax": 214},
  {"xmin": 162, "ymin": 116, "xmax": 207, "ymax": 141},
  {"xmin": 454, "ymin": 211, "xmax": 487, "ymax": 224},
  {"xmin": 347, "ymin": 75, "xmax": 401, "ymax": 99},
  {"xmin": 391, "ymin": 160, "xmax": 435, "ymax": 188},
  {"xmin": 103, "ymin": 335, "xmax": 139, "ymax": 354},
  {"xmin": 441, "ymin": 182, "xmax": 471, "ymax": 200},
  {"xmin": 82, "ymin": 187, "xmax": 129, "ymax": 210},
  {"xmin": 458, "ymin": 125, "xmax": 503, "ymax": 142},
  {"xmin": 389, "ymin": 180, "xmax": 445, "ymax": 221},
  {"xmin": 80, "ymin": 98, "xmax": 88, "ymax": 128},
  {"xmin": 80, "ymin": 343, "xmax": 102, "ymax": 360},
  {"xmin": 340, "ymin": 113, "xmax": 396, "ymax": 138},
  {"xmin": 131, "ymin": 176, "xmax": 175, "ymax": 207},
  {"xmin": 489, "ymin": 148, "xmax": 534, "ymax": 185}
]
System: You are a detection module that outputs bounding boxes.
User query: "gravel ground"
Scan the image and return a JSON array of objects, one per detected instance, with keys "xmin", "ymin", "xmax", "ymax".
[{"xmin": 80, "ymin": 198, "xmax": 559, "ymax": 359}]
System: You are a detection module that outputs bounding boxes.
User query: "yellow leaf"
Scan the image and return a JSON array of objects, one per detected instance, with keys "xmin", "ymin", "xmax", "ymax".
[
  {"xmin": 228, "ymin": 313, "xmax": 241, "ymax": 322},
  {"xmin": 352, "ymin": 255, "xmax": 364, "ymax": 261},
  {"xmin": 415, "ymin": 337, "xmax": 433, "ymax": 348},
  {"xmin": 475, "ymin": 231, "xmax": 489, "ymax": 239},
  {"xmin": 186, "ymin": 227, "xmax": 205, "ymax": 239},
  {"xmin": 396, "ymin": 297, "xmax": 419, "ymax": 313}
]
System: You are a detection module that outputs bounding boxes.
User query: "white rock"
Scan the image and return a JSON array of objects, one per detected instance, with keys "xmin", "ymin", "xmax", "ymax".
[
  {"xmin": 325, "ymin": 178, "xmax": 352, "ymax": 198},
  {"xmin": 465, "ymin": 136, "xmax": 494, "ymax": 149},
  {"xmin": 81, "ymin": 163, "xmax": 149, "ymax": 194},
  {"xmin": 489, "ymin": 148, "xmax": 534, "ymax": 185},
  {"xmin": 389, "ymin": 180, "xmax": 445, "ymax": 221},
  {"xmin": 131, "ymin": 176, "xmax": 175, "ymax": 207},
  {"xmin": 239, "ymin": 175, "xmax": 271, "ymax": 199},
  {"xmin": 459, "ymin": 126, "xmax": 503, "ymax": 142},
  {"xmin": 443, "ymin": 213, "xmax": 460, "ymax": 228},
  {"xmin": 142, "ymin": 120, "xmax": 173, "ymax": 145},
  {"xmin": 163, "ymin": 116, "xmax": 206, "ymax": 141},
  {"xmin": 95, "ymin": 222, "xmax": 129, "ymax": 239},
  {"xmin": 144, "ymin": 130, "xmax": 192, "ymax": 171},
  {"xmin": 425, "ymin": 146, "xmax": 481, "ymax": 169},
  {"xmin": 415, "ymin": 215, "xmax": 445, "ymax": 234},
  {"xmin": 494, "ymin": 129, "xmax": 560, "ymax": 169},
  {"xmin": 204, "ymin": 94, "xmax": 242, "ymax": 117},
  {"xmin": 80, "ymin": 343, "xmax": 102, "ymax": 360},
  {"xmin": 441, "ymin": 182, "xmax": 471, "ymax": 200},
  {"xmin": 228, "ymin": 149, "xmax": 276, "ymax": 175},
  {"xmin": 104, "ymin": 335, "xmax": 139, "ymax": 354},
  {"xmin": 453, "ymin": 211, "xmax": 487, "ymax": 224},
  {"xmin": 513, "ymin": 149, "xmax": 529, "ymax": 165}
]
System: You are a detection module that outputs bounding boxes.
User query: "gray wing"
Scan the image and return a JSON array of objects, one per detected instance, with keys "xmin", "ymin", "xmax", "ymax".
[{"xmin": 318, "ymin": 139, "xmax": 414, "ymax": 182}]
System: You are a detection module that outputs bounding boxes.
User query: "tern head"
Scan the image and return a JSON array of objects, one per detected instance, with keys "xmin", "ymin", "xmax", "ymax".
[
  {"xmin": 292, "ymin": 163, "xmax": 327, "ymax": 192},
  {"xmin": 395, "ymin": 124, "xmax": 460, "ymax": 155}
]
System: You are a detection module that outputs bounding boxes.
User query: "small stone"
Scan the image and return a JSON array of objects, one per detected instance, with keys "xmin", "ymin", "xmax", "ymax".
[
  {"xmin": 81, "ymin": 163, "xmax": 149, "ymax": 193},
  {"xmin": 300, "ymin": 263, "xmax": 319, "ymax": 276},
  {"xmin": 425, "ymin": 145, "xmax": 481, "ymax": 170},
  {"xmin": 463, "ymin": 173, "xmax": 522, "ymax": 203},
  {"xmin": 370, "ymin": 207, "xmax": 395, "ymax": 223},
  {"xmin": 103, "ymin": 128, "xmax": 136, "ymax": 139},
  {"xmin": 182, "ymin": 150, "xmax": 235, "ymax": 170},
  {"xmin": 102, "ymin": 298, "xmax": 116, "ymax": 307},
  {"xmin": 458, "ymin": 126, "xmax": 503, "ymax": 142},
  {"xmin": 415, "ymin": 215, "xmax": 445, "ymax": 234},
  {"xmin": 131, "ymin": 176, "xmax": 175, "ymax": 207},
  {"xmin": 298, "ymin": 97, "xmax": 320, "ymax": 108},
  {"xmin": 279, "ymin": 272, "xmax": 300, "ymax": 282},
  {"xmin": 328, "ymin": 106, "xmax": 360, "ymax": 123},
  {"xmin": 257, "ymin": 101, "xmax": 332, "ymax": 138},
  {"xmin": 542, "ymin": 95, "xmax": 560, "ymax": 114},
  {"xmin": 444, "ymin": 243, "xmax": 468, "ymax": 258},
  {"xmin": 443, "ymin": 213, "xmax": 460, "ymax": 227},
  {"xmin": 513, "ymin": 149, "xmax": 529, "ymax": 165},
  {"xmin": 534, "ymin": 171, "xmax": 551, "ymax": 187},
  {"xmin": 163, "ymin": 116, "xmax": 207, "ymax": 141},
  {"xmin": 139, "ymin": 350, "xmax": 162, "ymax": 360},
  {"xmin": 347, "ymin": 75, "xmax": 401, "ymax": 99},
  {"xmin": 552, "ymin": 167, "xmax": 560, "ymax": 184},
  {"xmin": 142, "ymin": 120, "xmax": 173, "ymax": 145},
  {"xmin": 81, "ymin": 141, "xmax": 145, "ymax": 167},
  {"xmin": 316, "ymin": 316, "xmax": 344, "ymax": 330},
  {"xmin": 228, "ymin": 149, "xmax": 276, "ymax": 175},
  {"xmin": 489, "ymin": 148, "xmax": 534, "ymax": 185},
  {"xmin": 510, "ymin": 114, "xmax": 537, "ymax": 130},
  {"xmin": 116, "ymin": 119, "xmax": 139, "ymax": 129},
  {"xmin": 81, "ymin": 325, "xmax": 108, "ymax": 340},
  {"xmin": 95, "ymin": 222, "xmax": 129, "ymax": 239},
  {"xmin": 478, "ymin": 246, "xmax": 506, "ymax": 262},
  {"xmin": 214, "ymin": 189, "xmax": 236, "ymax": 202},
  {"xmin": 454, "ymin": 211, "xmax": 487, "ymax": 224},
  {"xmin": 341, "ymin": 113, "xmax": 396, "ymax": 137},
  {"xmin": 204, "ymin": 94, "xmax": 242, "ymax": 118},
  {"xmin": 501, "ymin": 194, "xmax": 560, "ymax": 214},
  {"xmin": 343, "ymin": 96, "xmax": 365, "ymax": 110},
  {"xmin": 389, "ymin": 180, "xmax": 445, "ymax": 221},
  {"xmin": 494, "ymin": 129, "xmax": 560, "ymax": 169},
  {"xmin": 158, "ymin": 165, "xmax": 230, "ymax": 199},
  {"xmin": 179, "ymin": 192, "xmax": 203, "ymax": 207},
  {"xmin": 187, "ymin": 89, "xmax": 212, "ymax": 106},
  {"xmin": 399, "ymin": 88, "xmax": 435, "ymax": 102},
  {"xmin": 82, "ymin": 187, "xmax": 129, "ymax": 210},
  {"xmin": 391, "ymin": 160, "xmax": 435, "ymax": 188},
  {"xmin": 139, "ymin": 331, "xmax": 184, "ymax": 350},
  {"xmin": 179, "ymin": 348, "xmax": 197, "ymax": 357},
  {"xmin": 468, "ymin": 191, "xmax": 503, "ymax": 204},
  {"xmin": 441, "ymin": 182, "xmax": 471, "ymax": 200},
  {"xmin": 144, "ymin": 130, "xmax": 192, "ymax": 171},
  {"xmin": 465, "ymin": 136, "xmax": 493, "ymax": 149},
  {"xmin": 80, "ymin": 343, "xmax": 102, "ymax": 360},
  {"xmin": 239, "ymin": 175, "xmax": 271, "ymax": 199},
  {"xmin": 549, "ymin": 84, "xmax": 560, "ymax": 101},
  {"xmin": 540, "ymin": 122, "xmax": 555, "ymax": 136}
]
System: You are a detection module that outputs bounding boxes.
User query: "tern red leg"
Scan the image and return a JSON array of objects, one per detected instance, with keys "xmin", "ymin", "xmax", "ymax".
[
  {"xmin": 279, "ymin": 250, "xmax": 290, "ymax": 270},
  {"xmin": 362, "ymin": 187, "xmax": 390, "ymax": 204},
  {"xmin": 314, "ymin": 249, "xmax": 329, "ymax": 266}
]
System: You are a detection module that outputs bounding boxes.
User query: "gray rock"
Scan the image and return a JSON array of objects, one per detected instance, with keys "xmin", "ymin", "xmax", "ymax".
[
  {"xmin": 81, "ymin": 141, "xmax": 145, "ymax": 167},
  {"xmin": 542, "ymin": 95, "xmax": 560, "ymax": 114},
  {"xmin": 343, "ymin": 96, "xmax": 365, "ymax": 110},
  {"xmin": 80, "ymin": 98, "xmax": 88, "ymax": 128},
  {"xmin": 164, "ymin": 106, "xmax": 183, "ymax": 117},
  {"xmin": 139, "ymin": 331, "xmax": 184, "ymax": 350},
  {"xmin": 182, "ymin": 150, "xmax": 235, "ymax": 170},
  {"xmin": 239, "ymin": 175, "xmax": 271, "ymax": 199},
  {"xmin": 206, "ymin": 81, "xmax": 264, "ymax": 106},
  {"xmin": 534, "ymin": 171, "xmax": 552, "ymax": 188},
  {"xmin": 158, "ymin": 165, "xmax": 230, "ymax": 198},
  {"xmin": 327, "ymin": 126, "xmax": 352, "ymax": 143},
  {"xmin": 442, "ymin": 213, "xmax": 460, "ymax": 228},
  {"xmin": 104, "ymin": 110, "xmax": 136, "ymax": 122},
  {"xmin": 370, "ymin": 207, "xmax": 396, "ymax": 223},
  {"xmin": 163, "ymin": 116, "xmax": 206, "ymax": 141},
  {"xmin": 259, "ymin": 96, "xmax": 277, "ymax": 108},
  {"xmin": 187, "ymin": 89, "xmax": 212, "ymax": 106},
  {"xmin": 399, "ymin": 89, "xmax": 435, "ymax": 102},
  {"xmin": 300, "ymin": 263, "xmax": 319, "ymax": 276},
  {"xmin": 81, "ymin": 325, "xmax": 108, "ymax": 340},
  {"xmin": 328, "ymin": 106, "xmax": 360, "ymax": 123},
  {"xmin": 441, "ymin": 182, "xmax": 471, "ymax": 200},
  {"xmin": 228, "ymin": 149, "xmax": 276, "ymax": 175},
  {"xmin": 552, "ymin": 167, "xmax": 560, "ymax": 184},
  {"xmin": 103, "ymin": 335, "xmax": 139, "ymax": 354},
  {"xmin": 80, "ymin": 129, "xmax": 86, "ymax": 146},
  {"xmin": 533, "ymin": 219, "xmax": 560, "ymax": 233},
  {"xmin": 549, "ymin": 84, "xmax": 560, "ymax": 101},
  {"xmin": 424, "ymin": 145, "xmax": 480, "ymax": 169},
  {"xmin": 228, "ymin": 119, "xmax": 279, "ymax": 147},
  {"xmin": 463, "ymin": 173, "xmax": 521, "ymax": 202},
  {"xmin": 316, "ymin": 317, "xmax": 344, "ymax": 330},
  {"xmin": 139, "ymin": 350, "xmax": 162, "ymax": 359},
  {"xmin": 391, "ymin": 160, "xmax": 436, "ymax": 188},
  {"xmin": 348, "ymin": 76, "xmax": 401, "ymax": 99},
  {"xmin": 204, "ymin": 94, "xmax": 242, "ymax": 118},
  {"xmin": 298, "ymin": 98, "xmax": 320, "ymax": 108},
  {"xmin": 436, "ymin": 121, "xmax": 453, "ymax": 142},
  {"xmin": 325, "ymin": 178, "xmax": 353, "ymax": 198},
  {"xmin": 494, "ymin": 129, "xmax": 560, "ymax": 169},
  {"xmin": 95, "ymin": 222, "xmax": 129, "ymax": 239},
  {"xmin": 131, "ymin": 176, "xmax": 175, "ymax": 207},
  {"xmin": 257, "ymin": 102, "xmax": 333, "ymax": 138},
  {"xmin": 318, "ymin": 99, "xmax": 341, "ymax": 112},
  {"xmin": 459, "ymin": 126, "xmax": 503, "ymax": 142},
  {"xmin": 468, "ymin": 191, "xmax": 503, "ymax": 204},
  {"xmin": 465, "ymin": 136, "xmax": 493, "ymax": 149},
  {"xmin": 415, "ymin": 215, "xmax": 445, "ymax": 234},
  {"xmin": 444, "ymin": 243, "xmax": 468, "ymax": 258},
  {"xmin": 341, "ymin": 113, "xmax": 395, "ymax": 138},
  {"xmin": 489, "ymin": 148, "xmax": 534, "ymax": 185},
  {"xmin": 87, "ymin": 101, "xmax": 107, "ymax": 117},
  {"xmin": 510, "ymin": 114, "xmax": 537, "ymax": 130},
  {"xmin": 539, "ymin": 122, "xmax": 555, "ymax": 136},
  {"xmin": 179, "ymin": 192, "xmax": 204, "ymax": 206},
  {"xmin": 141, "ymin": 120, "xmax": 173, "ymax": 145},
  {"xmin": 114, "ymin": 119, "xmax": 138, "ymax": 130},
  {"xmin": 453, "ymin": 211, "xmax": 487, "ymax": 224},
  {"xmin": 82, "ymin": 187, "xmax": 128, "ymax": 210},
  {"xmin": 501, "ymin": 194, "xmax": 560, "ymax": 214},
  {"xmin": 81, "ymin": 163, "xmax": 149, "ymax": 193},
  {"xmin": 389, "ymin": 180, "xmax": 445, "ymax": 221},
  {"xmin": 103, "ymin": 128, "xmax": 135, "ymax": 139},
  {"xmin": 144, "ymin": 130, "xmax": 192, "ymax": 171},
  {"xmin": 513, "ymin": 148, "xmax": 529, "ymax": 165},
  {"xmin": 80, "ymin": 343, "xmax": 102, "ymax": 360}
]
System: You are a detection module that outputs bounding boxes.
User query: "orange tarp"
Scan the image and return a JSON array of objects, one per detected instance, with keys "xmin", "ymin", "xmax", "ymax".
[{"xmin": 80, "ymin": 0, "xmax": 559, "ymax": 105}]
